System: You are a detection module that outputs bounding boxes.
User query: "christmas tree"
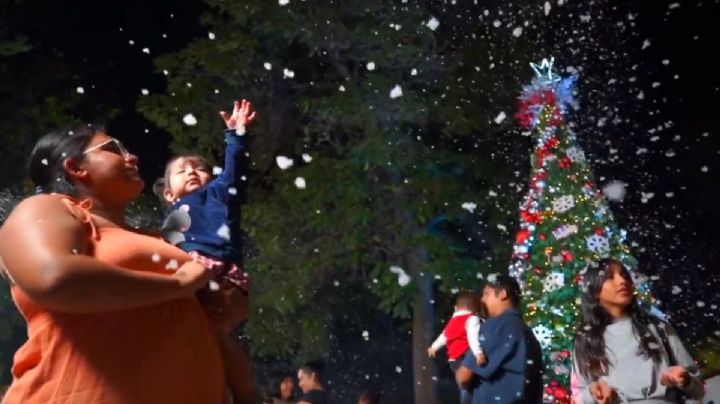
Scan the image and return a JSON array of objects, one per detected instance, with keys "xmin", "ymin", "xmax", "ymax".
[{"xmin": 508, "ymin": 58, "xmax": 653, "ymax": 402}]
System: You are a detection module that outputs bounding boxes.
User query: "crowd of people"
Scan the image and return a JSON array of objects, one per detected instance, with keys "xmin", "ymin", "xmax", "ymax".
[
  {"xmin": 427, "ymin": 261, "xmax": 705, "ymax": 404},
  {"xmin": 0, "ymin": 99, "xmax": 709, "ymax": 403}
]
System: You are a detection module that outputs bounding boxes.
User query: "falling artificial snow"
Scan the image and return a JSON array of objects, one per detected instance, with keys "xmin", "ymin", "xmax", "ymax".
[
  {"xmin": 389, "ymin": 265, "xmax": 411, "ymax": 287},
  {"xmin": 276, "ymin": 156, "xmax": 294, "ymax": 170},
  {"xmin": 389, "ymin": 85, "xmax": 403, "ymax": 99},
  {"xmin": 461, "ymin": 202, "xmax": 477, "ymax": 213},
  {"xmin": 216, "ymin": 224, "xmax": 231, "ymax": 241},
  {"xmin": 183, "ymin": 113, "xmax": 198, "ymax": 126},
  {"xmin": 602, "ymin": 181, "xmax": 626, "ymax": 202}
]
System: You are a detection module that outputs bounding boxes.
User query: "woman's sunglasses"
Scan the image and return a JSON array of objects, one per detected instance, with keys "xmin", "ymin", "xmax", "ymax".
[{"xmin": 82, "ymin": 138, "xmax": 130, "ymax": 157}]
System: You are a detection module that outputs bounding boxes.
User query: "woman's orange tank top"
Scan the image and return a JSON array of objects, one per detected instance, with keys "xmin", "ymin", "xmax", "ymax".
[{"xmin": 2, "ymin": 196, "xmax": 225, "ymax": 404}]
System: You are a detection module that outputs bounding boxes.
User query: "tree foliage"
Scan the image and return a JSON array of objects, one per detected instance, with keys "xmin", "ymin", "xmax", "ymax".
[{"xmin": 138, "ymin": 0, "xmax": 537, "ymax": 369}]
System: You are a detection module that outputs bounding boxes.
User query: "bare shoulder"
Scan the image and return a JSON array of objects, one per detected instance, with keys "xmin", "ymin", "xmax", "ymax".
[{"xmin": 1, "ymin": 194, "xmax": 80, "ymax": 232}]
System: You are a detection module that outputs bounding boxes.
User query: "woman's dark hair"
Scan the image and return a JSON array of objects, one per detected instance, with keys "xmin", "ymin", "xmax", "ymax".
[
  {"xmin": 28, "ymin": 125, "xmax": 103, "ymax": 196},
  {"xmin": 273, "ymin": 371, "xmax": 295, "ymax": 400},
  {"xmin": 574, "ymin": 258, "xmax": 662, "ymax": 380}
]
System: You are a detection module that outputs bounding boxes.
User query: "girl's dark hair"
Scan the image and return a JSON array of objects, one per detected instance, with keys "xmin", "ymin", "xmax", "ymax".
[
  {"xmin": 153, "ymin": 154, "xmax": 209, "ymax": 209},
  {"xmin": 28, "ymin": 125, "xmax": 103, "ymax": 196},
  {"xmin": 574, "ymin": 258, "xmax": 662, "ymax": 380}
]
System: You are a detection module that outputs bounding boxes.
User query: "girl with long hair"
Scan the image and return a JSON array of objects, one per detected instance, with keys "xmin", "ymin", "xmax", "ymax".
[{"xmin": 571, "ymin": 258, "xmax": 704, "ymax": 403}]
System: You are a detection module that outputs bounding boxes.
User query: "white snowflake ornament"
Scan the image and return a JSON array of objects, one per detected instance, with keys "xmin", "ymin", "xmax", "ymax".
[
  {"xmin": 565, "ymin": 146, "xmax": 586, "ymax": 162},
  {"xmin": 552, "ymin": 195, "xmax": 575, "ymax": 214},
  {"xmin": 532, "ymin": 325, "xmax": 553, "ymax": 349},
  {"xmin": 543, "ymin": 272, "xmax": 565, "ymax": 293},
  {"xmin": 586, "ymin": 234, "xmax": 610, "ymax": 255}
]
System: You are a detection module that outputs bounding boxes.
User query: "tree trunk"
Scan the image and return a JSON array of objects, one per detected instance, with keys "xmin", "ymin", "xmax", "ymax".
[{"xmin": 408, "ymin": 247, "xmax": 440, "ymax": 404}]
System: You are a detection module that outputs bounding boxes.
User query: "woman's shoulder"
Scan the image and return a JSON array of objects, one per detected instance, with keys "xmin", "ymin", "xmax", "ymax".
[{"xmin": 4, "ymin": 194, "xmax": 76, "ymax": 221}]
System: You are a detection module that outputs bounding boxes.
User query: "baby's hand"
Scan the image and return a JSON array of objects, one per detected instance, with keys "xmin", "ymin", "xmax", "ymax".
[
  {"xmin": 475, "ymin": 352, "xmax": 487, "ymax": 366},
  {"xmin": 220, "ymin": 99, "xmax": 256, "ymax": 133}
]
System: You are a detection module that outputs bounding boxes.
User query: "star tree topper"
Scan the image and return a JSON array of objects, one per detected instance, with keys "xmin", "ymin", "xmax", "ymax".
[{"xmin": 530, "ymin": 57, "xmax": 561, "ymax": 84}]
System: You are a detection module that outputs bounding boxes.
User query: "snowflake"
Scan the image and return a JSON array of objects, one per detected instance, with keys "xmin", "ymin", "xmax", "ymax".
[
  {"xmin": 182, "ymin": 113, "xmax": 197, "ymax": 126},
  {"xmin": 586, "ymin": 234, "xmax": 610, "ymax": 255},
  {"xmin": 389, "ymin": 265, "xmax": 411, "ymax": 286},
  {"xmin": 425, "ymin": 16, "xmax": 439, "ymax": 31},
  {"xmin": 552, "ymin": 195, "xmax": 575, "ymax": 214},
  {"xmin": 565, "ymin": 146, "xmax": 586, "ymax": 162},
  {"xmin": 389, "ymin": 85, "xmax": 403, "ymax": 99},
  {"xmin": 543, "ymin": 272, "xmax": 565, "ymax": 293},
  {"xmin": 532, "ymin": 325, "xmax": 553, "ymax": 349},
  {"xmin": 275, "ymin": 156, "xmax": 294, "ymax": 170},
  {"xmin": 461, "ymin": 202, "xmax": 477, "ymax": 213}
]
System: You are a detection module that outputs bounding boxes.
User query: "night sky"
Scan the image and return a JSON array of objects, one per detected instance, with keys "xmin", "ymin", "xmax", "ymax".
[{"xmin": 2, "ymin": 0, "xmax": 719, "ymax": 341}]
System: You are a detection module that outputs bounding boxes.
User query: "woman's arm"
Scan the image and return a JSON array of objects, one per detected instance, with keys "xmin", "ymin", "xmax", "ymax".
[
  {"xmin": 201, "ymin": 281, "xmax": 256, "ymax": 404},
  {"xmin": 0, "ymin": 195, "xmax": 211, "ymax": 313}
]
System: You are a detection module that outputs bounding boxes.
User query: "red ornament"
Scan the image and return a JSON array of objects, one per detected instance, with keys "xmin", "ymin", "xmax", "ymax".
[
  {"xmin": 520, "ymin": 210, "xmax": 542, "ymax": 224},
  {"xmin": 533, "ymin": 267, "xmax": 543, "ymax": 274},
  {"xmin": 595, "ymin": 227, "xmax": 605, "ymax": 235},
  {"xmin": 539, "ymin": 233, "xmax": 548, "ymax": 241},
  {"xmin": 561, "ymin": 250, "xmax": 575, "ymax": 263},
  {"xmin": 515, "ymin": 229, "xmax": 531, "ymax": 244},
  {"xmin": 545, "ymin": 136, "xmax": 560, "ymax": 150},
  {"xmin": 558, "ymin": 156, "xmax": 572, "ymax": 169}
]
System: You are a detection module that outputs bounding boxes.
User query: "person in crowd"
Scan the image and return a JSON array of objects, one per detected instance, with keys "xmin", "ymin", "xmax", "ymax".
[
  {"xmin": 456, "ymin": 274, "xmax": 543, "ymax": 404},
  {"xmin": 357, "ymin": 387, "xmax": 381, "ymax": 404},
  {"xmin": 269, "ymin": 372, "xmax": 296, "ymax": 404},
  {"xmin": 428, "ymin": 292, "xmax": 487, "ymax": 368},
  {"xmin": 297, "ymin": 362, "xmax": 329, "ymax": 404},
  {"xmin": 0, "ymin": 124, "xmax": 253, "ymax": 403},
  {"xmin": 571, "ymin": 258, "xmax": 704, "ymax": 403},
  {"xmin": 428, "ymin": 291, "xmax": 486, "ymax": 403}
]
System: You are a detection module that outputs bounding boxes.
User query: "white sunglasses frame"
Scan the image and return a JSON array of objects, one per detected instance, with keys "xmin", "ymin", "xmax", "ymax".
[{"xmin": 82, "ymin": 138, "xmax": 130, "ymax": 156}]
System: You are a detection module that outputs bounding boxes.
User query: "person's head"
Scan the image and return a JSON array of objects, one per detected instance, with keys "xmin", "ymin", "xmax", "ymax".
[
  {"xmin": 277, "ymin": 373, "xmax": 295, "ymax": 400},
  {"xmin": 155, "ymin": 154, "xmax": 211, "ymax": 206},
  {"xmin": 582, "ymin": 258, "xmax": 635, "ymax": 317},
  {"xmin": 454, "ymin": 292, "xmax": 487, "ymax": 318},
  {"xmin": 297, "ymin": 362, "xmax": 323, "ymax": 393},
  {"xmin": 29, "ymin": 125, "xmax": 143, "ymax": 207},
  {"xmin": 574, "ymin": 258, "xmax": 662, "ymax": 380},
  {"xmin": 482, "ymin": 274, "xmax": 521, "ymax": 317},
  {"xmin": 358, "ymin": 388, "xmax": 381, "ymax": 404}
]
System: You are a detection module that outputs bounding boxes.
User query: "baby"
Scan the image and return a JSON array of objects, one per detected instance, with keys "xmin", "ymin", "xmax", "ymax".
[{"xmin": 155, "ymin": 99, "xmax": 255, "ymax": 293}]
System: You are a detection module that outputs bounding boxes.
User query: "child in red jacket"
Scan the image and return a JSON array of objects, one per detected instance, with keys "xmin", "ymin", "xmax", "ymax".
[{"xmin": 428, "ymin": 292, "xmax": 487, "ymax": 371}]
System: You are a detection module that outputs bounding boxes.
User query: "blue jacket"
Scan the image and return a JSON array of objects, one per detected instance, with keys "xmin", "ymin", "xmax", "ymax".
[
  {"xmin": 165, "ymin": 129, "xmax": 247, "ymax": 263},
  {"xmin": 462, "ymin": 308, "xmax": 543, "ymax": 404}
]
